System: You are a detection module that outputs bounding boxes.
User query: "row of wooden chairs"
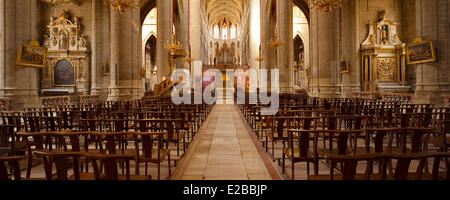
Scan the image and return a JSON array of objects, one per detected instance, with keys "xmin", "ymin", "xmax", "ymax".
[
  {"xmin": 0, "ymin": 98, "xmax": 214, "ymax": 180},
  {"xmin": 238, "ymin": 94, "xmax": 450, "ymax": 180}
]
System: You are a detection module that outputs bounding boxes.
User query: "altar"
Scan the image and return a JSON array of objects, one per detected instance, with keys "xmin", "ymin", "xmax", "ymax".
[
  {"xmin": 41, "ymin": 11, "xmax": 90, "ymax": 96},
  {"xmin": 202, "ymin": 64, "xmax": 249, "ymax": 90},
  {"xmin": 361, "ymin": 11, "xmax": 410, "ymax": 94}
]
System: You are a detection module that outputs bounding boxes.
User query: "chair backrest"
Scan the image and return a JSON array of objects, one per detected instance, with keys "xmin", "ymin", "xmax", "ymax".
[
  {"xmin": 0, "ymin": 156, "xmax": 24, "ymax": 180},
  {"xmin": 92, "ymin": 132, "xmax": 125, "ymax": 154},
  {"xmin": 287, "ymin": 120, "xmax": 316, "ymax": 159},
  {"xmin": 365, "ymin": 128, "xmax": 396, "ymax": 153},
  {"xmin": 88, "ymin": 153, "xmax": 134, "ymax": 180},
  {"xmin": 325, "ymin": 152, "xmax": 450, "ymax": 180},
  {"xmin": 133, "ymin": 132, "xmax": 166, "ymax": 160},
  {"xmin": 326, "ymin": 130, "xmax": 364, "ymax": 155},
  {"xmin": 393, "ymin": 128, "xmax": 430, "ymax": 153},
  {"xmin": 34, "ymin": 151, "xmax": 81, "ymax": 180}
]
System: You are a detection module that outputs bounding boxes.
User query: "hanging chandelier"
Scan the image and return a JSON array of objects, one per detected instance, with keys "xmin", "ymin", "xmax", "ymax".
[
  {"xmin": 105, "ymin": 0, "xmax": 138, "ymax": 14},
  {"xmin": 310, "ymin": 0, "xmax": 343, "ymax": 13}
]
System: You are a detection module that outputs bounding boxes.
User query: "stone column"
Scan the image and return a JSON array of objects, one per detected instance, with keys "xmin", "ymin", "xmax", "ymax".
[
  {"xmin": 278, "ymin": 0, "xmax": 294, "ymax": 93},
  {"xmin": 2, "ymin": 0, "xmax": 40, "ymax": 109},
  {"xmin": 190, "ymin": 0, "xmax": 202, "ymax": 61},
  {"xmin": 0, "ymin": 0, "xmax": 5, "ymax": 96},
  {"xmin": 2, "ymin": 0, "xmax": 15, "ymax": 99},
  {"xmin": 414, "ymin": 0, "xmax": 450, "ymax": 105},
  {"xmin": 310, "ymin": 8, "xmax": 339, "ymax": 97},
  {"xmin": 249, "ymin": 0, "xmax": 261, "ymax": 92},
  {"xmin": 108, "ymin": 5, "xmax": 120, "ymax": 100},
  {"xmin": 176, "ymin": 0, "xmax": 187, "ymax": 70},
  {"xmin": 156, "ymin": 0, "xmax": 171, "ymax": 82},
  {"xmin": 114, "ymin": 3, "xmax": 143, "ymax": 100},
  {"xmin": 91, "ymin": 0, "xmax": 101, "ymax": 96}
]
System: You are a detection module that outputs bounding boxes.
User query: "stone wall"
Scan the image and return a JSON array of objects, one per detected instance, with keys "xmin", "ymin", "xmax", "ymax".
[
  {"xmin": 0, "ymin": 0, "xmax": 41, "ymax": 110},
  {"xmin": 413, "ymin": 0, "xmax": 450, "ymax": 105}
]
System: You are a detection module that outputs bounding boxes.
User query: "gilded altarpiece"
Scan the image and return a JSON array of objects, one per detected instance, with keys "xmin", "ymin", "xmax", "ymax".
[
  {"xmin": 361, "ymin": 11, "xmax": 409, "ymax": 93},
  {"xmin": 41, "ymin": 11, "xmax": 90, "ymax": 95}
]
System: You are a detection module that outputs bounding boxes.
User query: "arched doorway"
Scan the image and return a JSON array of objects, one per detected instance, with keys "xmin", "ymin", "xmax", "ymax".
[
  {"xmin": 142, "ymin": 8, "xmax": 157, "ymax": 90},
  {"xmin": 144, "ymin": 35, "xmax": 157, "ymax": 90},
  {"xmin": 293, "ymin": 5, "xmax": 309, "ymax": 90},
  {"xmin": 294, "ymin": 34, "xmax": 304, "ymax": 87}
]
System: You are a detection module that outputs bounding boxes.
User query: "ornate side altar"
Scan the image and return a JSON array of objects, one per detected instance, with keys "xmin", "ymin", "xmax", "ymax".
[
  {"xmin": 41, "ymin": 11, "xmax": 90, "ymax": 96},
  {"xmin": 361, "ymin": 11, "xmax": 409, "ymax": 93}
]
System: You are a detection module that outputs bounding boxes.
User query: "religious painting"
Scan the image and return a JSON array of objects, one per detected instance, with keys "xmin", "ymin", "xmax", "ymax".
[
  {"xmin": 53, "ymin": 60, "xmax": 75, "ymax": 86},
  {"xmin": 17, "ymin": 43, "xmax": 47, "ymax": 68},
  {"xmin": 406, "ymin": 40, "xmax": 436, "ymax": 64},
  {"xmin": 340, "ymin": 58, "xmax": 349, "ymax": 73},
  {"xmin": 103, "ymin": 60, "xmax": 110, "ymax": 75}
]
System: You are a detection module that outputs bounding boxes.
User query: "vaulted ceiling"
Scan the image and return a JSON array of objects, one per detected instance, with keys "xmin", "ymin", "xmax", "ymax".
[{"xmin": 202, "ymin": 0, "xmax": 247, "ymax": 28}]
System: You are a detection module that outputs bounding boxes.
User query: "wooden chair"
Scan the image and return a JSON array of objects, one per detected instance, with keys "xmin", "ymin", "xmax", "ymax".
[
  {"xmin": 0, "ymin": 156, "xmax": 24, "ymax": 180},
  {"xmin": 284, "ymin": 124, "xmax": 319, "ymax": 180},
  {"xmin": 33, "ymin": 150, "xmax": 83, "ymax": 180},
  {"xmin": 87, "ymin": 153, "xmax": 151, "ymax": 180},
  {"xmin": 309, "ymin": 152, "xmax": 450, "ymax": 180},
  {"xmin": 160, "ymin": 119, "xmax": 185, "ymax": 157},
  {"xmin": 0, "ymin": 112, "xmax": 26, "ymax": 156},
  {"xmin": 18, "ymin": 114, "xmax": 50, "ymax": 178},
  {"xmin": 132, "ymin": 131, "xmax": 171, "ymax": 180},
  {"xmin": 317, "ymin": 130, "xmax": 365, "ymax": 157},
  {"xmin": 425, "ymin": 120, "xmax": 450, "ymax": 152}
]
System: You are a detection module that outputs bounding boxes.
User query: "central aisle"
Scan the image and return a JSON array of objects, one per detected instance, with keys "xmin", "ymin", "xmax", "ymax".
[{"xmin": 173, "ymin": 105, "xmax": 275, "ymax": 180}]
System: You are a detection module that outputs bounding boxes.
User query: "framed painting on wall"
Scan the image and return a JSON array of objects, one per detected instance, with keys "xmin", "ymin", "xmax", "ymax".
[
  {"xmin": 340, "ymin": 58, "xmax": 349, "ymax": 73},
  {"xmin": 103, "ymin": 60, "xmax": 110, "ymax": 75},
  {"xmin": 17, "ymin": 42, "xmax": 47, "ymax": 68},
  {"xmin": 53, "ymin": 60, "xmax": 75, "ymax": 86},
  {"xmin": 406, "ymin": 39, "xmax": 436, "ymax": 64}
]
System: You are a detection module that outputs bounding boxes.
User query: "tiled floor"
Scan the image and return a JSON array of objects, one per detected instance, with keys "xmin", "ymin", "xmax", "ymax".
[{"xmin": 175, "ymin": 104, "xmax": 273, "ymax": 180}]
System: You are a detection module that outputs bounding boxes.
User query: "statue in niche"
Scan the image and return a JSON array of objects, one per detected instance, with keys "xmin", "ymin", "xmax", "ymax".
[
  {"xmin": 70, "ymin": 35, "xmax": 76, "ymax": 47},
  {"xmin": 381, "ymin": 24, "xmax": 389, "ymax": 45},
  {"xmin": 59, "ymin": 31, "xmax": 68, "ymax": 49}
]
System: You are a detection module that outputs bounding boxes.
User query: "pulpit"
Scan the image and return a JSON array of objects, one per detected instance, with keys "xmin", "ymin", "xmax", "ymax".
[{"xmin": 361, "ymin": 11, "xmax": 409, "ymax": 93}]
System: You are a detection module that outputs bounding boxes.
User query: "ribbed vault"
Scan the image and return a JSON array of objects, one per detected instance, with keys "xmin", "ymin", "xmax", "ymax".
[{"xmin": 202, "ymin": 0, "xmax": 247, "ymax": 28}]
